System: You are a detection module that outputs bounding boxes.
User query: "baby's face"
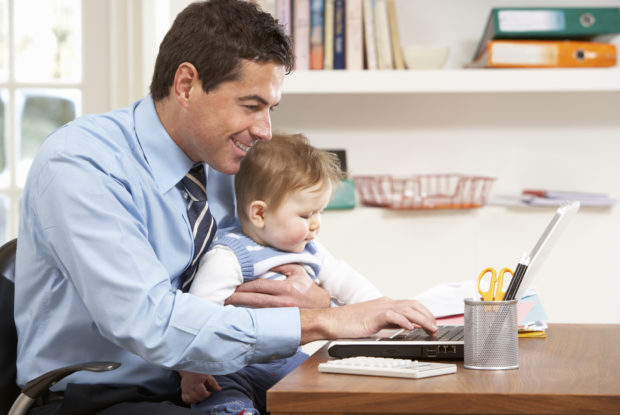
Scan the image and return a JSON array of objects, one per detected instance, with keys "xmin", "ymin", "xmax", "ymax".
[{"xmin": 258, "ymin": 183, "xmax": 332, "ymax": 253}]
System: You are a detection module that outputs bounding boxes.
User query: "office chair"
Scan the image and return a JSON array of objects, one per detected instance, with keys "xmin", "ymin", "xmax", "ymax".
[{"xmin": 0, "ymin": 239, "xmax": 120, "ymax": 415}]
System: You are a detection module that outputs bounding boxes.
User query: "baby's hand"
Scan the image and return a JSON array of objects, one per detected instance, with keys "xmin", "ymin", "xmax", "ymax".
[{"xmin": 179, "ymin": 370, "xmax": 222, "ymax": 404}]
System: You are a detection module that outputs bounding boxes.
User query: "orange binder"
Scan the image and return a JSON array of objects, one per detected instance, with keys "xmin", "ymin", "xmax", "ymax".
[{"xmin": 469, "ymin": 39, "xmax": 617, "ymax": 68}]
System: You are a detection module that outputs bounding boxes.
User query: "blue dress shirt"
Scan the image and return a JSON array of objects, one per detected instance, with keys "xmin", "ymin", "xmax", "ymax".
[{"xmin": 14, "ymin": 95, "xmax": 300, "ymax": 393}]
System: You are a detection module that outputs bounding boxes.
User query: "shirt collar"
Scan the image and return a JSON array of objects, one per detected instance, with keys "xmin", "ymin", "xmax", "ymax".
[{"xmin": 134, "ymin": 94, "xmax": 195, "ymax": 193}]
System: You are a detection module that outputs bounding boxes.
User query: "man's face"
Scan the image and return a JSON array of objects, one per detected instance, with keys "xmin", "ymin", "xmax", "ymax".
[{"xmin": 182, "ymin": 60, "xmax": 285, "ymax": 174}]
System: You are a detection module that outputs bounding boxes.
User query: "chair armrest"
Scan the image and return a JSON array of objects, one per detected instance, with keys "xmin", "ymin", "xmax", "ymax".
[{"xmin": 9, "ymin": 361, "xmax": 120, "ymax": 415}]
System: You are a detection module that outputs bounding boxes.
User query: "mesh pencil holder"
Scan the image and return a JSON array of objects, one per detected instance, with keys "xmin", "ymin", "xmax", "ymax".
[{"xmin": 464, "ymin": 298, "xmax": 519, "ymax": 370}]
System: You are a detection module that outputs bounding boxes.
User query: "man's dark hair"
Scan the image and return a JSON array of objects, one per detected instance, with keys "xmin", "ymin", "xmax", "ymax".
[{"xmin": 150, "ymin": 0, "xmax": 294, "ymax": 101}]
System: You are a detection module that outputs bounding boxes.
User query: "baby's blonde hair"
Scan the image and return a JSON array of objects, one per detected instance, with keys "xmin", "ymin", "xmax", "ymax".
[{"xmin": 235, "ymin": 133, "xmax": 343, "ymax": 223}]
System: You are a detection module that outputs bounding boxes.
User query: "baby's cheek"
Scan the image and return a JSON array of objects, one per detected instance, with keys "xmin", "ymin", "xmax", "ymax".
[{"xmin": 283, "ymin": 225, "xmax": 309, "ymax": 245}]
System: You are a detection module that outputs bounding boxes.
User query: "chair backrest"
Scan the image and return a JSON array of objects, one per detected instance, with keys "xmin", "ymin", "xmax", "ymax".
[{"xmin": 0, "ymin": 239, "xmax": 19, "ymax": 414}]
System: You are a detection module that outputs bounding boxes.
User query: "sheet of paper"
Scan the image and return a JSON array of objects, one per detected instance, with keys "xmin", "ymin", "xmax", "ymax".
[
  {"xmin": 412, "ymin": 280, "xmax": 477, "ymax": 318},
  {"xmin": 435, "ymin": 300, "xmax": 537, "ymax": 326},
  {"xmin": 412, "ymin": 280, "xmax": 540, "ymax": 320}
]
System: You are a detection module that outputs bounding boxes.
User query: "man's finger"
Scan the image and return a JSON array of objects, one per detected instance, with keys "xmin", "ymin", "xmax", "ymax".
[
  {"xmin": 232, "ymin": 278, "xmax": 288, "ymax": 295},
  {"xmin": 270, "ymin": 263, "xmax": 298, "ymax": 276},
  {"xmin": 400, "ymin": 300, "xmax": 437, "ymax": 334},
  {"xmin": 393, "ymin": 305, "xmax": 437, "ymax": 335},
  {"xmin": 225, "ymin": 291, "xmax": 295, "ymax": 308},
  {"xmin": 204, "ymin": 376, "xmax": 222, "ymax": 392}
]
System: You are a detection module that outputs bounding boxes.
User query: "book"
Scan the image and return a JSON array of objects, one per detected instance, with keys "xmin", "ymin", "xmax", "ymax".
[
  {"xmin": 473, "ymin": 7, "xmax": 620, "ymax": 61},
  {"xmin": 310, "ymin": 0, "xmax": 325, "ymax": 69},
  {"xmin": 345, "ymin": 0, "xmax": 364, "ymax": 70},
  {"xmin": 333, "ymin": 0, "xmax": 346, "ymax": 69},
  {"xmin": 362, "ymin": 0, "xmax": 377, "ymax": 70},
  {"xmin": 276, "ymin": 0, "xmax": 292, "ymax": 36},
  {"xmin": 323, "ymin": 0, "xmax": 335, "ymax": 70},
  {"xmin": 522, "ymin": 189, "xmax": 617, "ymax": 207},
  {"xmin": 293, "ymin": 0, "xmax": 311, "ymax": 70},
  {"xmin": 374, "ymin": 0, "xmax": 393, "ymax": 69},
  {"xmin": 469, "ymin": 39, "xmax": 617, "ymax": 68},
  {"xmin": 523, "ymin": 196, "xmax": 616, "ymax": 207},
  {"xmin": 385, "ymin": 0, "xmax": 405, "ymax": 70}
]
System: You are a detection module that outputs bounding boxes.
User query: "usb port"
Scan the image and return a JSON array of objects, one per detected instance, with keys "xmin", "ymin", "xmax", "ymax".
[{"xmin": 426, "ymin": 346, "xmax": 438, "ymax": 357}]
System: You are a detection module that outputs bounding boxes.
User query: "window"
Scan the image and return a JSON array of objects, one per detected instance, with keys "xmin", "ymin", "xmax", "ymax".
[
  {"xmin": 0, "ymin": 0, "xmax": 82, "ymax": 242},
  {"xmin": 0, "ymin": 0, "xmax": 169, "ymax": 244}
]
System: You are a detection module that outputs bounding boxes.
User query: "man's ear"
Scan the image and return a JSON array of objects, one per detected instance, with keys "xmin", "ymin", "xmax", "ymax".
[
  {"xmin": 173, "ymin": 62, "xmax": 200, "ymax": 107},
  {"xmin": 248, "ymin": 201, "xmax": 268, "ymax": 228}
]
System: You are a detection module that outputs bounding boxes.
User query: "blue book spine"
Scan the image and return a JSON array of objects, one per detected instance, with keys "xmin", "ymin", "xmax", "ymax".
[
  {"xmin": 310, "ymin": 0, "xmax": 325, "ymax": 69},
  {"xmin": 333, "ymin": 0, "xmax": 346, "ymax": 69}
]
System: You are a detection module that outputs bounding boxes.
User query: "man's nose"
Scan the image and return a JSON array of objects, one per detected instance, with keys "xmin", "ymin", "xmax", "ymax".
[{"xmin": 250, "ymin": 110, "xmax": 272, "ymax": 141}]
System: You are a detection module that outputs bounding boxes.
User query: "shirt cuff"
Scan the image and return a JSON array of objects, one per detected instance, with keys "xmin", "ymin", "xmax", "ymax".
[{"xmin": 250, "ymin": 307, "xmax": 301, "ymax": 362}]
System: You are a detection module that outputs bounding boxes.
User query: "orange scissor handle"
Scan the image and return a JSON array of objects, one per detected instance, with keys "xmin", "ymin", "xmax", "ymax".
[
  {"xmin": 477, "ymin": 267, "xmax": 498, "ymax": 301},
  {"xmin": 494, "ymin": 267, "xmax": 513, "ymax": 301},
  {"xmin": 477, "ymin": 267, "xmax": 514, "ymax": 301}
]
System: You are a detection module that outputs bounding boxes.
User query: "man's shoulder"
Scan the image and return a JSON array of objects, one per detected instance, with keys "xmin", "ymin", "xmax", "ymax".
[
  {"xmin": 62, "ymin": 105, "xmax": 137, "ymax": 154},
  {"xmin": 35, "ymin": 103, "xmax": 142, "ymax": 170}
]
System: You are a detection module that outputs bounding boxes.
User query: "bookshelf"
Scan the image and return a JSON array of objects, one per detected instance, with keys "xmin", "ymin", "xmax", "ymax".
[
  {"xmin": 283, "ymin": 68, "xmax": 620, "ymax": 93},
  {"xmin": 273, "ymin": 0, "xmax": 620, "ymax": 326}
]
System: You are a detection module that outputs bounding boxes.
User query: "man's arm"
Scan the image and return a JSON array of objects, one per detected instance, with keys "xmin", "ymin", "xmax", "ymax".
[
  {"xmin": 298, "ymin": 297, "xmax": 438, "ymax": 344},
  {"xmin": 225, "ymin": 263, "xmax": 331, "ymax": 308},
  {"xmin": 225, "ymin": 264, "xmax": 438, "ymax": 344}
]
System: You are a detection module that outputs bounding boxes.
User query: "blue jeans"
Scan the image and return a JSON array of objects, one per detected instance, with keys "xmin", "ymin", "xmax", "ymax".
[{"xmin": 191, "ymin": 350, "xmax": 308, "ymax": 415}]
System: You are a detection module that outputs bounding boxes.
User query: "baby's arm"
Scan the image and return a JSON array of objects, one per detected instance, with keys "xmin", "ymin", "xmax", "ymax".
[
  {"xmin": 189, "ymin": 245, "xmax": 244, "ymax": 305},
  {"xmin": 180, "ymin": 245, "xmax": 243, "ymax": 403},
  {"xmin": 313, "ymin": 241, "xmax": 383, "ymax": 305}
]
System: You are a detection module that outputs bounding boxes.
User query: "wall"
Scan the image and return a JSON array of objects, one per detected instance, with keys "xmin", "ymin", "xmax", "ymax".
[{"xmin": 272, "ymin": 92, "xmax": 620, "ymax": 324}]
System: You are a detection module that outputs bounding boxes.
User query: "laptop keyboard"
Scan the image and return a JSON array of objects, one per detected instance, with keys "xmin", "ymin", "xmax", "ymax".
[{"xmin": 384, "ymin": 325, "xmax": 464, "ymax": 341}]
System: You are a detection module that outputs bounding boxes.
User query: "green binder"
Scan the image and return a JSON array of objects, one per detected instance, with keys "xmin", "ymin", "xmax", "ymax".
[
  {"xmin": 326, "ymin": 179, "xmax": 356, "ymax": 210},
  {"xmin": 473, "ymin": 7, "xmax": 620, "ymax": 60}
]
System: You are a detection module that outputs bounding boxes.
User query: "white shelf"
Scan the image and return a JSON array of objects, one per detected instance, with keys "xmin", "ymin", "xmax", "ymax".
[{"xmin": 282, "ymin": 68, "xmax": 620, "ymax": 94}]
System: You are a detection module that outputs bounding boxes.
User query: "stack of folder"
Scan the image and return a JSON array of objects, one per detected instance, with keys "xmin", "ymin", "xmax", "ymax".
[{"xmin": 468, "ymin": 7, "xmax": 620, "ymax": 68}]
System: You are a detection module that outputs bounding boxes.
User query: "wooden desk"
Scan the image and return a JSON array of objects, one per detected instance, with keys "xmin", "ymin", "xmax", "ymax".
[{"xmin": 267, "ymin": 324, "xmax": 620, "ymax": 415}]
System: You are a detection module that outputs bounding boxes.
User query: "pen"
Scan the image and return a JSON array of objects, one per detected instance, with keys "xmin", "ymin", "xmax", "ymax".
[{"xmin": 504, "ymin": 253, "xmax": 530, "ymax": 301}]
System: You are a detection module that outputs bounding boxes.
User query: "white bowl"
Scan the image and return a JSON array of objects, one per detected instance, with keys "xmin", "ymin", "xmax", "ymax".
[{"xmin": 403, "ymin": 45, "xmax": 450, "ymax": 69}]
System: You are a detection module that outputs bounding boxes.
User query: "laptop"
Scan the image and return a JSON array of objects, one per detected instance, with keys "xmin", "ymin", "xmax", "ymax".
[{"xmin": 327, "ymin": 201, "xmax": 580, "ymax": 360}]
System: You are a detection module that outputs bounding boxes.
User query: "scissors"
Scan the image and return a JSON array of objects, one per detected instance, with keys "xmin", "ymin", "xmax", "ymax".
[{"xmin": 477, "ymin": 267, "xmax": 514, "ymax": 301}]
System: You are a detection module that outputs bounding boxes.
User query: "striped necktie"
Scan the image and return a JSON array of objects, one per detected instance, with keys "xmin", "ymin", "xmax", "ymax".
[{"xmin": 178, "ymin": 164, "xmax": 217, "ymax": 291}]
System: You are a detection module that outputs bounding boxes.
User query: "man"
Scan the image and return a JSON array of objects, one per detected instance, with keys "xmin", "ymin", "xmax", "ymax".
[{"xmin": 15, "ymin": 1, "xmax": 437, "ymax": 414}]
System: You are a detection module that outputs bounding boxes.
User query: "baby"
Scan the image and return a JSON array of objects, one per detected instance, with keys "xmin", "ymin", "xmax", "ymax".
[{"xmin": 183, "ymin": 133, "xmax": 382, "ymax": 414}]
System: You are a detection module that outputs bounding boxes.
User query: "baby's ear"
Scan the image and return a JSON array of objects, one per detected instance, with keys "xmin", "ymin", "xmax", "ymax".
[{"xmin": 248, "ymin": 200, "xmax": 268, "ymax": 228}]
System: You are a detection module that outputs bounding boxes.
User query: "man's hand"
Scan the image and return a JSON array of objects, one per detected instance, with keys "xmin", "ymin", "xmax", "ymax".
[
  {"xmin": 179, "ymin": 370, "xmax": 222, "ymax": 404},
  {"xmin": 299, "ymin": 297, "xmax": 438, "ymax": 344},
  {"xmin": 225, "ymin": 264, "xmax": 331, "ymax": 308}
]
